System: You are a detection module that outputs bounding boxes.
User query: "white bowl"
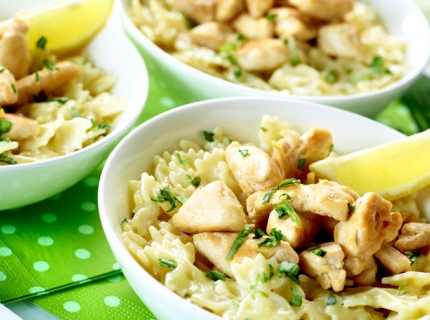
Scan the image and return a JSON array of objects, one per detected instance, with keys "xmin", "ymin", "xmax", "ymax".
[
  {"xmin": 98, "ymin": 97, "xmax": 430, "ymax": 320},
  {"xmin": 118, "ymin": 0, "xmax": 430, "ymax": 117},
  {"xmin": 0, "ymin": 11, "xmax": 148, "ymax": 210}
]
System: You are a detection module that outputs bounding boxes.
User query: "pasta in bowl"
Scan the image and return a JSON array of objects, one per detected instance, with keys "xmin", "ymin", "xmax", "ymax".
[{"xmin": 99, "ymin": 97, "xmax": 430, "ymax": 320}]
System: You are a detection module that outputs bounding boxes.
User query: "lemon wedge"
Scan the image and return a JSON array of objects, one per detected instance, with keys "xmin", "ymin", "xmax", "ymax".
[
  {"xmin": 309, "ymin": 129, "xmax": 430, "ymax": 201},
  {"xmin": 1, "ymin": 0, "xmax": 114, "ymax": 56}
]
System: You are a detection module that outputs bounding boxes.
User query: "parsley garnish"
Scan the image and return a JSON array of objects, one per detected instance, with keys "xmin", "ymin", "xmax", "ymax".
[
  {"xmin": 290, "ymin": 54, "xmax": 300, "ymax": 66},
  {"xmin": 203, "ymin": 131, "xmax": 214, "ymax": 142},
  {"xmin": 175, "ymin": 194, "xmax": 187, "ymax": 205},
  {"xmin": 0, "ymin": 120, "xmax": 12, "ymax": 133},
  {"xmin": 297, "ymin": 158, "xmax": 306, "ymax": 170},
  {"xmin": 35, "ymin": 70, "xmax": 39, "ymax": 81},
  {"xmin": 397, "ymin": 284, "xmax": 406, "ymax": 295},
  {"xmin": 278, "ymin": 261, "xmax": 300, "ymax": 284},
  {"xmin": 48, "ymin": 97, "xmax": 70, "ymax": 105},
  {"xmin": 324, "ymin": 69, "xmax": 339, "ymax": 83},
  {"xmin": 328, "ymin": 144, "xmax": 334, "ymax": 156},
  {"xmin": 151, "ymin": 186, "xmax": 177, "ymax": 212},
  {"xmin": 96, "ymin": 122, "xmax": 111, "ymax": 130},
  {"xmin": 290, "ymin": 288, "xmax": 302, "ymax": 306},
  {"xmin": 253, "ymin": 228, "xmax": 265, "ymax": 239},
  {"xmin": 257, "ymin": 228, "xmax": 284, "ymax": 247},
  {"xmin": 262, "ymin": 178, "xmax": 301, "ymax": 204},
  {"xmin": 283, "ymin": 38, "xmax": 289, "ymax": 46},
  {"xmin": 225, "ymin": 226, "xmax": 252, "ymax": 260},
  {"xmin": 36, "ymin": 36, "xmax": 47, "ymax": 50},
  {"xmin": 267, "ymin": 13, "xmax": 278, "ymax": 21},
  {"xmin": 205, "ymin": 270, "xmax": 226, "ymax": 281},
  {"xmin": 233, "ymin": 67, "xmax": 242, "ymax": 81},
  {"xmin": 307, "ymin": 245, "xmax": 320, "ymax": 251},
  {"xmin": 274, "ymin": 199, "xmax": 301, "ymax": 228},
  {"xmin": 269, "ymin": 264, "xmax": 275, "ymax": 279},
  {"xmin": 185, "ymin": 174, "xmax": 201, "ymax": 187},
  {"xmin": 120, "ymin": 218, "xmax": 128, "ymax": 225},
  {"xmin": 11, "ymin": 83, "xmax": 16, "ymax": 93},
  {"xmin": 348, "ymin": 203, "xmax": 355, "ymax": 214},
  {"xmin": 44, "ymin": 60, "xmax": 58, "ymax": 70},
  {"xmin": 158, "ymin": 258, "xmax": 176, "ymax": 270},
  {"xmin": 69, "ymin": 106, "xmax": 81, "ymax": 118},
  {"xmin": 218, "ymin": 43, "xmax": 236, "ymax": 52},
  {"xmin": 313, "ymin": 249, "xmax": 327, "ymax": 257},
  {"xmin": 176, "ymin": 153, "xmax": 189, "ymax": 165},
  {"xmin": 0, "ymin": 154, "xmax": 17, "ymax": 165},
  {"xmin": 238, "ymin": 148, "xmax": 248, "ymax": 157},
  {"xmin": 0, "ymin": 66, "xmax": 4, "ymax": 72},
  {"xmin": 327, "ymin": 291, "xmax": 337, "ymax": 305},
  {"xmin": 346, "ymin": 67, "xmax": 353, "ymax": 74},
  {"xmin": 260, "ymin": 127, "xmax": 267, "ymax": 132},
  {"xmin": 404, "ymin": 251, "xmax": 421, "ymax": 264}
]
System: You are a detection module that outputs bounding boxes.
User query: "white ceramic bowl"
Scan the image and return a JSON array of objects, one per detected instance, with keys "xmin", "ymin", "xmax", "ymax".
[
  {"xmin": 118, "ymin": 0, "xmax": 430, "ymax": 117},
  {"xmin": 0, "ymin": 7, "xmax": 148, "ymax": 211},
  {"xmin": 98, "ymin": 97, "xmax": 430, "ymax": 320}
]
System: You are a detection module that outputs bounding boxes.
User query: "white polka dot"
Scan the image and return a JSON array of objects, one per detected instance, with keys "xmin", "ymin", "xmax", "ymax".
[
  {"xmin": 64, "ymin": 301, "xmax": 81, "ymax": 313},
  {"xmin": 104, "ymin": 296, "xmax": 121, "ymax": 307},
  {"xmin": 0, "ymin": 271, "xmax": 7, "ymax": 281},
  {"xmin": 84, "ymin": 177, "xmax": 99, "ymax": 187},
  {"xmin": 29, "ymin": 286, "xmax": 45, "ymax": 294},
  {"xmin": 33, "ymin": 261, "xmax": 50, "ymax": 272},
  {"xmin": 72, "ymin": 274, "xmax": 89, "ymax": 282},
  {"xmin": 75, "ymin": 249, "xmax": 91, "ymax": 259},
  {"xmin": 38, "ymin": 237, "xmax": 54, "ymax": 246},
  {"xmin": 78, "ymin": 225, "xmax": 94, "ymax": 235},
  {"xmin": 81, "ymin": 202, "xmax": 96, "ymax": 212},
  {"xmin": 0, "ymin": 247, "xmax": 13, "ymax": 256},
  {"xmin": 1, "ymin": 225, "xmax": 16, "ymax": 234},
  {"xmin": 107, "ymin": 275, "xmax": 122, "ymax": 282},
  {"xmin": 12, "ymin": 180, "xmax": 22, "ymax": 188},
  {"xmin": 113, "ymin": 262, "xmax": 121, "ymax": 270},
  {"xmin": 42, "ymin": 214, "xmax": 57, "ymax": 223},
  {"xmin": 160, "ymin": 97, "xmax": 175, "ymax": 108}
]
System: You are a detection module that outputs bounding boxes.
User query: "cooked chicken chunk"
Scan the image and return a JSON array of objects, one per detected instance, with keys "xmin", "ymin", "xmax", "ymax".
[
  {"xmin": 395, "ymin": 223, "xmax": 430, "ymax": 252},
  {"xmin": 269, "ymin": 7, "xmax": 317, "ymax": 41},
  {"xmin": 299, "ymin": 242, "xmax": 346, "ymax": 292},
  {"xmin": 399, "ymin": 210, "xmax": 419, "ymax": 225},
  {"xmin": 1, "ymin": 113, "xmax": 40, "ymax": 140},
  {"xmin": 334, "ymin": 192, "xmax": 402, "ymax": 275},
  {"xmin": 193, "ymin": 232, "xmax": 299, "ymax": 278},
  {"xmin": 374, "ymin": 242, "xmax": 411, "ymax": 276},
  {"xmin": 245, "ymin": 0, "xmax": 274, "ymax": 18},
  {"xmin": 232, "ymin": 13, "xmax": 274, "ymax": 39},
  {"xmin": 215, "ymin": 0, "xmax": 244, "ymax": 22},
  {"xmin": 317, "ymin": 23, "xmax": 363, "ymax": 58},
  {"xmin": 16, "ymin": 61, "xmax": 81, "ymax": 105},
  {"xmin": 267, "ymin": 210, "xmax": 321, "ymax": 249},
  {"xmin": 247, "ymin": 179, "xmax": 355, "ymax": 224},
  {"xmin": 352, "ymin": 256, "xmax": 377, "ymax": 286},
  {"xmin": 272, "ymin": 127, "xmax": 333, "ymax": 179},
  {"xmin": 0, "ymin": 18, "xmax": 32, "ymax": 80},
  {"xmin": 320, "ymin": 216, "xmax": 338, "ymax": 235},
  {"xmin": 190, "ymin": 22, "xmax": 235, "ymax": 51},
  {"xmin": 289, "ymin": 0, "xmax": 354, "ymax": 21},
  {"xmin": 0, "ymin": 68, "xmax": 18, "ymax": 105},
  {"xmin": 225, "ymin": 141, "xmax": 283, "ymax": 196},
  {"xmin": 172, "ymin": 0, "xmax": 215, "ymax": 24},
  {"xmin": 234, "ymin": 38, "xmax": 288, "ymax": 72},
  {"xmin": 172, "ymin": 180, "xmax": 247, "ymax": 233}
]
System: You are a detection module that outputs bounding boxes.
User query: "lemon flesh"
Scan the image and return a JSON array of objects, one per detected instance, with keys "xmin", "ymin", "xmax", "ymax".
[
  {"xmin": 309, "ymin": 129, "xmax": 430, "ymax": 201},
  {"xmin": 17, "ymin": 0, "xmax": 114, "ymax": 55}
]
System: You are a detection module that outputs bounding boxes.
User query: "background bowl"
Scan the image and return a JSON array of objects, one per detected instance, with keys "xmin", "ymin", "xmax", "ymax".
[
  {"xmin": 0, "ymin": 12, "xmax": 149, "ymax": 211},
  {"xmin": 98, "ymin": 97, "xmax": 430, "ymax": 320},
  {"xmin": 118, "ymin": 0, "xmax": 430, "ymax": 117}
]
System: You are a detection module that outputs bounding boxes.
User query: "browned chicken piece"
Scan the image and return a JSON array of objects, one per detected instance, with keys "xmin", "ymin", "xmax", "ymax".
[
  {"xmin": 320, "ymin": 216, "xmax": 338, "ymax": 235},
  {"xmin": 352, "ymin": 256, "xmax": 377, "ymax": 286},
  {"xmin": 225, "ymin": 141, "xmax": 283, "ymax": 196},
  {"xmin": 247, "ymin": 179, "xmax": 356, "ymax": 224},
  {"xmin": 0, "ymin": 18, "xmax": 32, "ymax": 80},
  {"xmin": 399, "ymin": 211, "xmax": 419, "ymax": 225},
  {"xmin": 234, "ymin": 38, "xmax": 289, "ymax": 72},
  {"xmin": 193, "ymin": 232, "xmax": 299, "ymax": 278},
  {"xmin": 299, "ymin": 242, "xmax": 346, "ymax": 292},
  {"xmin": 190, "ymin": 22, "xmax": 236, "ymax": 51},
  {"xmin": 16, "ymin": 61, "xmax": 81, "ymax": 105},
  {"xmin": 374, "ymin": 242, "xmax": 411, "ymax": 276},
  {"xmin": 322, "ymin": 180, "xmax": 360, "ymax": 201},
  {"xmin": 232, "ymin": 13, "xmax": 274, "ymax": 39},
  {"xmin": 334, "ymin": 192, "xmax": 402, "ymax": 276},
  {"xmin": 272, "ymin": 127, "xmax": 333, "ymax": 179},
  {"xmin": 1, "ymin": 113, "xmax": 40, "ymax": 140},
  {"xmin": 172, "ymin": 180, "xmax": 247, "ymax": 233},
  {"xmin": 269, "ymin": 7, "xmax": 317, "ymax": 41},
  {"xmin": 0, "ymin": 68, "xmax": 18, "ymax": 105},
  {"xmin": 395, "ymin": 223, "xmax": 430, "ymax": 252},
  {"xmin": 266, "ymin": 210, "xmax": 321, "ymax": 249},
  {"xmin": 215, "ymin": 0, "xmax": 244, "ymax": 22},
  {"xmin": 172, "ymin": 0, "xmax": 215, "ymax": 24},
  {"xmin": 317, "ymin": 23, "xmax": 363, "ymax": 58},
  {"xmin": 289, "ymin": 0, "xmax": 354, "ymax": 21},
  {"xmin": 245, "ymin": 0, "xmax": 274, "ymax": 18}
]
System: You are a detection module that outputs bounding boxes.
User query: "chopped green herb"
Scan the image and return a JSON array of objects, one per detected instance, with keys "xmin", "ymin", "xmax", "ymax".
[
  {"xmin": 226, "ymin": 136, "xmax": 233, "ymax": 144},
  {"xmin": 233, "ymin": 68, "xmax": 242, "ymax": 81},
  {"xmin": 203, "ymin": 131, "xmax": 214, "ymax": 142},
  {"xmin": 96, "ymin": 122, "xmax": 111, "ymax": 130},
  {"xmin": 258, "ymin": 228, "xmax": 284, "ymax": 247},
  {"xmin": 262, "ymin": 178, "xmax": 301, "ymax": 203},
  {"xmin": 227, "ymin": 54, "xmax": 239, "ymax": 66},
  {"xmin": 348, "ymin": 203, "xmax": 355, "ymax": 214},
  {"xmin": 176, "ymin": 153, "xmax": 189, "ymax": 165},
  {"xmin": 328, "ymin": 144, "xmax": 334, "ymax": 156},
  {"xmin": 44, "ymin": 60, "xmax": 58, "ymax": 70},
  {"xmin": 307, "ymin": 245, "xmax": 320, "ymax": 251},
  {"xmin": 36, "ymin": 36, "xmax": 47, "ymax": 50},
  {"xmin": 0, "ymin": 154, "xmax": 16, "ymax": 165},
  {"xmin": 313, "ymin": 249, "xmax": 327, "ymax": 257},
  {"xmin": 182, "ymin": 15, "xmax": 197, "ymax": 28},
  {"xmin": 346, "ymin": 67, "xmax": 353, "ymax": 74},
  {"xmin": 120, "ymin": 218, "xmax": 128, "ymax": 225},
  {"xmin": 232, "ymin": 299, "xmax": 240, "ymax": 307},
  {"xmin": 274, "ymin": 200, "xmax": 301, "ymax": 228},
  {"xmin": 0, "ymin": 120, "xmax": 12, "ymax": 133},
  {"xmin": 0, "ymin": 135, "xmax": 10, "ymax": 142},
  {"xmin": 267, "ymin": 13, "xmax": 278, "ymax": 21},
  {"xmin": 260, "ymin": 272, "xmax": 269, "ymax": 283},
  {"xmin": 236, "ymin": 33, "xmax": 246, "ymax": 43},
  {"xmin": 69, "ymin": 106, "xmax": 81, "ymax": 118},
  {"xmin": 404, "ymin": 251, "xmax": 421, "ymax": 264},
  {"xmin": 35, "ymin": 70, "xmax": 39, "ymax": 81},
  {"xmin": 158, "ymin": 258, "xmax": 176, "ymax": 270},
  {"xmin": 279, "ymin": 193, "xmax": 291, "ymax": 200},
  {"xmin": 290, "ymin": 288, "xmax": 302, "ymax": 306},
  {"xmin": 297, "ymin": 158, "xmax": 306, "ymax": 171},
  {"xmin": 238, "ymin": 148, "xmax": 248, "ymax": 157},
  {"xmin": 397, "ymin": 284, "xmax": 406, "ymax": 295},
  {"xmin": 0, "ymin": 66, "xmax": 4, "ymax": 72},
  {"xmin": 185, "ymin": 174, "xmax": 201, "ymax": 187},
  {"xmin": 260, "ymin": 127, "xmax": 267, "ymax": 132},
  {"xmin": 290, "ymin": 54, "xmax": 300, "ymax": 66},
  {"xmin": 48, "ymin": 97, "xmax": 70, "ymax": 105},
  {"xmin": 218, "ymin": 43, "xmax": 236, "ymax": 52},
  {"xmin": 283, "ymin": 38, "xmax": 289, "ymax": 46},
  {"xmin": 226, "ymin": 226, "xmax": 252, "ymax": 260},
  {"xmin": 11, "ymin": 83, "xmax": 16, "ymax": 93},
  {"xmin": 253, "ymin": 228, "xmax": 265, "ymax": 239},
  {"xmin": 278, "ymin": 261, "xmax": 300, "ymax": 284},
  {"xmin": 205, "ymin": 270, "xmax": 226, "ymax": 281},
  {"xmin": 151, "ymin": 186, "xmax": 177, "ymax": 212},
  {"xmin": 324, "ymin": 69, "xmax": 339, "ymax": 83},
  {"xmin": 327, "ymin": 291, "xmax": 337, "ymax": 305},
  {"xmin": 175, "ymin": 194, "xmax": 187, "ymax": 205},
  {"xmin": 269, "ymin": 264, "xmax": 275, "ymax": 279}
]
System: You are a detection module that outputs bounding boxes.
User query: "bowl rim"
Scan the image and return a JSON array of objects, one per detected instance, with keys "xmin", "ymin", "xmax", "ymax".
[
  {"xmin": 118, "ymin": 0, "xmax": 430, "ymax": 102},
  {"xmin": 0, "ymin": 22, "xmax": 149, "ymax": 172}
]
